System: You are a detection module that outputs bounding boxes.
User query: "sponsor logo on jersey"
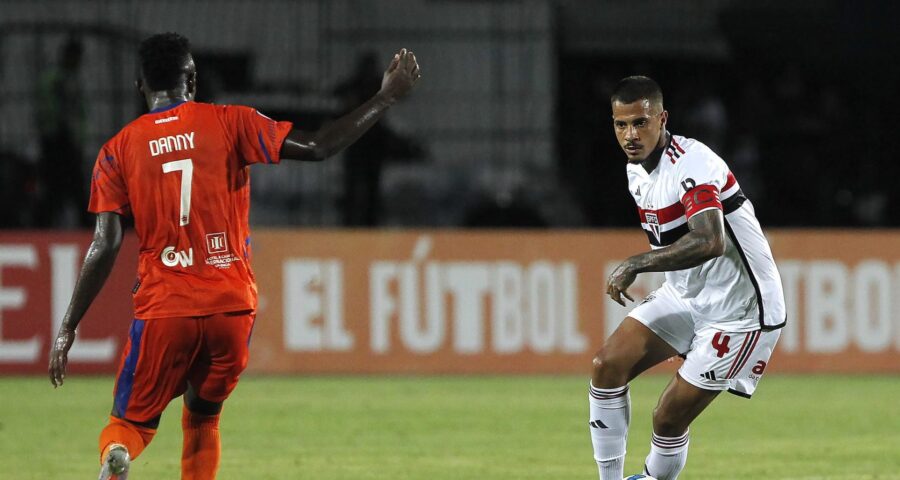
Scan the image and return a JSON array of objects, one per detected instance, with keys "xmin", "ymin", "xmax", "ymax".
[
  {"xmin": 161, "ymin": 246, "xmax": 194, "ymax": 267},
  {"xmin": 154, "ymin": 116, "xmax": 179, "ymax": 124},
  {"xmin": 645, "ymin": 212, "xmax": 661, "ymax": 243},
  {"xmin": 206, "ymin": 232, "xmax": 228, "ymax": 254},
  {"xmin": 203, "ymin": 232, "xmax": 239, "ymax": 269}
]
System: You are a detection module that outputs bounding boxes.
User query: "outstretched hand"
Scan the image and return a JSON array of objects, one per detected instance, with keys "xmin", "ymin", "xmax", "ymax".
[
  {"xmin": 49, "ymin": 327, "xmax": 76, "ymax": 388},
  {"xmin": 380, "ymin": 48, "xmax": 421, "ymax": 101}
]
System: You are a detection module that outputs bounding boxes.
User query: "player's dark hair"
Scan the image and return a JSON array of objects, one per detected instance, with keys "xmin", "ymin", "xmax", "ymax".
[
  {"xmin": 138, "ymin": 32, "xmax": 192, "ymax": 91},
  {"xmin": 610, "ymin": 75, "xmax": 663, "ymax": 108}
]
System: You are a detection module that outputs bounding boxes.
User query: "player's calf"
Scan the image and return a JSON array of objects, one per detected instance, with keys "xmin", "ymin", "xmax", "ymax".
[
  {"xmin": 589, "ymin": 317, "xmax": 682, "ymax": 479},
  {"xmin": 642, "ymin": 374, "xmax": 719, "ymax": 480},
  {"xmin": 181, "ymin": 405, "xmax": 222, "ymax": 480},
  {"xmin": 588, "ymin": 343, "xmax": 637, "ymax": 479},
  {"xmin": 98, "ymin": 416, "xmax": 156, "ymax": 465},
  {"xmin": 588, "ymin": 382, "xmax": 631, "ymax": 480},
  {"xmin": 652, "ymin": 373, "xmax": 718, "ymax": 437}
]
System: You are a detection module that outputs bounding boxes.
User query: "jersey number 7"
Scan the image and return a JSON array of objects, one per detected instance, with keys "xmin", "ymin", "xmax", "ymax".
[{"xmin": 162, "ymin": 159, "xmax": 194, "ymax": 226}]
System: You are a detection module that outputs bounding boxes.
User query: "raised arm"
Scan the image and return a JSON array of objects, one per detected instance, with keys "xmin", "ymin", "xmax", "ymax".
[
  {"xmin": 607, "ymin": 209, "xmax": 725, "ymax": 306},
  {"xmin": 280, "ymin": 48, "xmax": 421, "ymax": 162},
  {"xmin": 49, "ymin": 212, "xmax": 123, "ymax": 387}
]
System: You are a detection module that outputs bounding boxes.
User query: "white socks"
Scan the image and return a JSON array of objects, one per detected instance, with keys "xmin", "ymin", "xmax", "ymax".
[
  {"xmin": 588, "ymin": 384, "xmax": 630, "ymax": 480},
  {"xmin": 643, "ymin": 430, "xmax": 690, "ymax": 480}
]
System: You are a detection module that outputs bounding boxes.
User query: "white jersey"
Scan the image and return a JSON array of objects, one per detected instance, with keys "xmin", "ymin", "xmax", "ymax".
[{"xmin": 626, "ymin": 133, "xmax": 786, "ymax": 331}]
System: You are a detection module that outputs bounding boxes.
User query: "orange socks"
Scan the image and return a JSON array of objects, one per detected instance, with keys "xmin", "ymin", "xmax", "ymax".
[
  {"xmin": 98, "ymin": 416, "xmax": 156, "ymax": 464},
  {"xmin": 98, "ymin": 410, "xmax": 220, "ymax": 479},
  {"xmin": 181, "ymin": 406, "xmax": 222, "ymax": 480}
]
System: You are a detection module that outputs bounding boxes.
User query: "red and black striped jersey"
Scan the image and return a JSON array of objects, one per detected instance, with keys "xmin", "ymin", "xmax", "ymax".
[{"xmin": 625, "ymin": 133, "xmax": 786, "ymax": 331}]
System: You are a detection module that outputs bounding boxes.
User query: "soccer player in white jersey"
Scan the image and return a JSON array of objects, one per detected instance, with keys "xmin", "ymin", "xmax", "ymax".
[{"xmin": 588, "ymin": 76, "xmax": 786, "ymax": 480}]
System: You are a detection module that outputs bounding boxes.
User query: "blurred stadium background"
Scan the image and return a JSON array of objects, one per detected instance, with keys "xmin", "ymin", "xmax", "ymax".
[{"xmin": 1, "ymin": 1, "xmax": 899, "ymax": 478}]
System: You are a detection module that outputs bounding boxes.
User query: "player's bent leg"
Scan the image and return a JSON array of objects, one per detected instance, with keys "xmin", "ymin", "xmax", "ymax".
[
  {"xmin": 185, "ymin": 383, "xmax": 224, "ymax": 415},
  {"xmin": 181, "ymin": 400, "xmax": 222, "ymax": 480},
  {"xmin": 642, "ymin": 373, "xmax": 719, "ymax": 480},
  {"xmin": 98, "ymin": 416, "xmax": 158, "ymax": 479},
  {"xmin": 181, "ymin": 383, "xmax": 224, "ymax": 480},
  {"xmin": 592, "ymin": 317, "xmax": 680, "ymax": 388},
  {"xmin": 99, "ymin": 416, "xmax": 158, "ymax": 462},
  {"xmin": 99, "ymin": 317, "xmax": 200, "ymax": 479},
  {"xmin": 181, "ymin": 382, "xmax": 226, "ymax": 480},
  {"xmin": 590, "ymin": 317, "xmax": 679, "ymax": 480},
  {"xmin": 180, "ymin": 311, "xmax": 253, "ymax": 480},
  {"xmin": 653, "ymin": 373, "xmax": 719, "ymax": 436}
]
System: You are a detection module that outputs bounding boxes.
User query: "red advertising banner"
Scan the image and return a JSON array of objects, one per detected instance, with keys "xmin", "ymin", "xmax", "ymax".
[
  {"xmin": 1, "ymin": 230, "xmax": 898, "ymax": 375},
  {"xmin": 0, "ymin": 232, "xmax": 138, "ymax": 375}
]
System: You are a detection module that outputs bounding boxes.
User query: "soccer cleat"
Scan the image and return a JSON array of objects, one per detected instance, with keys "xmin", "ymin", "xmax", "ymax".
[{"xmin": 98, "ymin": 444, "xmax": 130, "ymax": 480}]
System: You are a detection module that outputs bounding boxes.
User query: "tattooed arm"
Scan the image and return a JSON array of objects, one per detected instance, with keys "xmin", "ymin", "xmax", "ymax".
[{"xmin": 606, "ymin": 209, "xmax": 725, "ymax": 306}]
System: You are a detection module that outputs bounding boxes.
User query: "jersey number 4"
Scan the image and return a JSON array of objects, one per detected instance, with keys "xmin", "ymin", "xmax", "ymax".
[
  {"xmin": 711, "ymin": 332, "xmax": 731, "ymax": 358},
  {"xmin": 162, "ymin": 159, "xmax": 193, "ymax": 226}
]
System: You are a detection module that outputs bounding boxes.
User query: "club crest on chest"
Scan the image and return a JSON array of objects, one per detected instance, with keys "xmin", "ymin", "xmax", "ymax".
[{"xmin": 645, "ymin": 212, "xmax": 661, "ymax": 243}]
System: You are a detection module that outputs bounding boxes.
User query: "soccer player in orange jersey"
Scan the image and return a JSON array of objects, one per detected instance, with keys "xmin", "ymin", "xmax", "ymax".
[{"xmin": 48, "ymin": 32, "xmax": 420, "ymax": 480}]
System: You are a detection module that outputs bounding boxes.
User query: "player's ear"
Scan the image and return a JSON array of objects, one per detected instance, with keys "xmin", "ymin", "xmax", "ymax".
[
  {"xmin": 659, "ymin": 110, "xmax": 668, "ymax": 128},
  {"xmin": 187, "ymin": 71, "xmax": 197, "ymax": 99},
  {"xmin": 135, "ymin": 79, "xmax": 143, "ymax": 95}
]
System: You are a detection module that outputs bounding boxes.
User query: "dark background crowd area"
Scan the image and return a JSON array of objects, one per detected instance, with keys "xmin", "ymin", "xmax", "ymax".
[{"xmin": 2, "ymin": 0, "xmax": 898, "ymax": 229}]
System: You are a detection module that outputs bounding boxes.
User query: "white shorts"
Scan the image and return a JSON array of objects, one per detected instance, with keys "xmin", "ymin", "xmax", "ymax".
[{"xmin": 629, "ymin": 283, "xmax": 781, "ymax": 398}]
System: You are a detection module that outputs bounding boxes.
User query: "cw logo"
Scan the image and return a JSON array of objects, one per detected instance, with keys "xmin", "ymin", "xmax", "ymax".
[{"xmin": 161, "ymin": 246, "xmax": 194, "ymax": 267}]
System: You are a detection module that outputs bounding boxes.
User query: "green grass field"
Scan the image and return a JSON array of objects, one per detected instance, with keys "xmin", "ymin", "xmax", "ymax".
[{"xmin": 1, "ymin": 375, "xmax": 898, "ymax": 479}]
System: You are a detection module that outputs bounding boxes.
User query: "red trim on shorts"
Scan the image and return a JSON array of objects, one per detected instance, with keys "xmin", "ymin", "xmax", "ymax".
[
  {"xmin": 725, "ymin": 332, "xmax": 752, "ymax": 379},
  {"xmin": 725, "ymin": 332, "xmax": 749, "ymax": 379},
  {"xmin": 729, "ymin": 331, "xmax": 761, "ymax": 379}
]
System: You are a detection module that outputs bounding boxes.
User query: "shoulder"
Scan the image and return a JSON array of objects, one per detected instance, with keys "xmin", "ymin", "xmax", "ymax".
[
  {"xmin": 216, "ymin": 103, "xmax": 259, "ymax": 118},
  {"xmin": 174, "ymin": 101, "xmax": 231, "ymax": 121},
  {"xmin": 671, "ymin": 135, "xmax": 727, "ymax": 172},
  {"xmin": 102, "ymin": 120, "xmax": 141, "ymax": 154},
  {"xmin": 667, "ymin": 135, "xmax": 730, "ymax": 192}
]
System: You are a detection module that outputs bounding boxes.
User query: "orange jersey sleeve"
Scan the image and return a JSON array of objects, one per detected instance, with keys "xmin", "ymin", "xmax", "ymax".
[
  {"xmin": 89, "ymin": 144, "xmax": 131, "ymax": 216},
  {"xmin": 220, "ymin": 105, "xmax": 293, "ymax": 166},
  {"xmin": 97, "ymin": 101, "xmax": 292, "ymax": 319}
]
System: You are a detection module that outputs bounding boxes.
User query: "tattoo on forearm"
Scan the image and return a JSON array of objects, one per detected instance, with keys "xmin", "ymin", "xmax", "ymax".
[{"xmin": 630, "ymin": 209, "xmax": 724, "ymax": 273}]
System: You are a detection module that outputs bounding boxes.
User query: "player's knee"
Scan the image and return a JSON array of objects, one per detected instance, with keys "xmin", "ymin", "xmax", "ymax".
[
  {"xmin": 591, "ymin": 350, "xmax": 607, "ymax": 373},
  {"xmin": 591, "ymin": 350, "xmax": 628, "ymax": 387},
  {"xmin": 185, "ymin": 394, "xmax": 223, "ymax": 416}
]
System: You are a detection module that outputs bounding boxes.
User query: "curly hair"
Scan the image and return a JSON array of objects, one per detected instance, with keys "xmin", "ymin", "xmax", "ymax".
[{"xmin": 138, "ymin": 32, "xmax": 192, "ymax": 91}]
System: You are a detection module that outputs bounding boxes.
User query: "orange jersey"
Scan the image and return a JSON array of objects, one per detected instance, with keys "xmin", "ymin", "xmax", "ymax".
[{"xmin": 89, "ymin": 101, "xmax": 292, "ymax": 319}]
